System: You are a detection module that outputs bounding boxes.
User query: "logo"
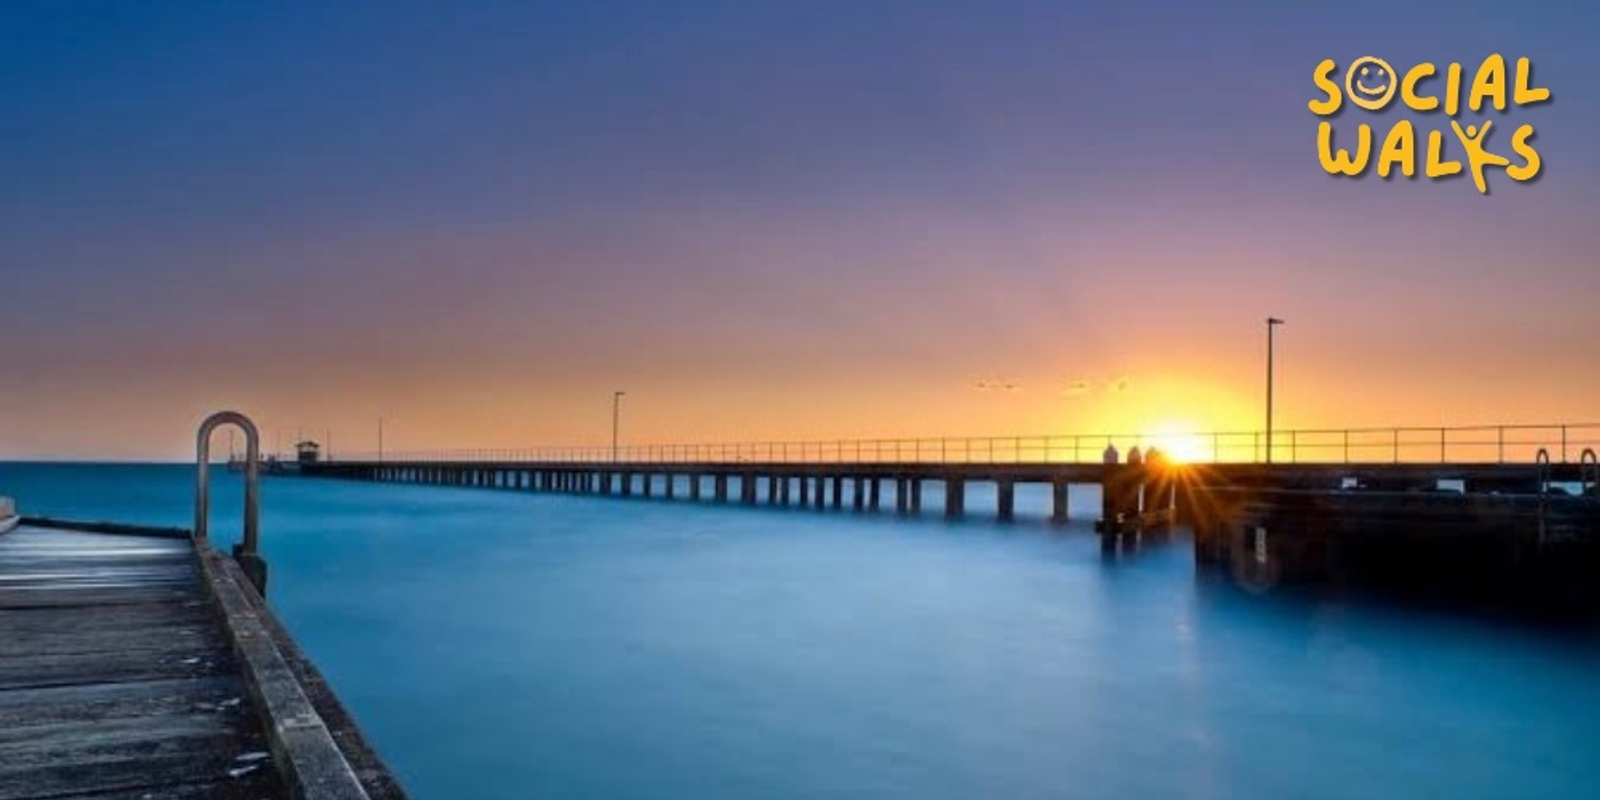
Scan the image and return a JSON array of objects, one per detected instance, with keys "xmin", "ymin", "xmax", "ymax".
[{"xmin": 1308, "ymin": 55, "xmax": 1550, "ymax": 194}]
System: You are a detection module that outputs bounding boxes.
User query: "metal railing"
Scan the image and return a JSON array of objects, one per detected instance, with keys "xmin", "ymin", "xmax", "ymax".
[
  {"xmin": 322, "ymin": 423, "xmax": 1600, "ymax": 466},
  {"xmin": 197, "ymin": 411, "xmax": 270, "ymax": 595}
]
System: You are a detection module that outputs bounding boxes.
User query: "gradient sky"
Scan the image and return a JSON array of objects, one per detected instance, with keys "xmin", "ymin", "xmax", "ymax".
[{"xmin": 4, "ymin": 1, "xmax": 1599, "ymax": 460}]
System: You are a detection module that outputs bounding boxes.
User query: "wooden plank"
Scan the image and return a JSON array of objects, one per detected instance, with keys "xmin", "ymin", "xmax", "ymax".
[
  {"xmin": 16, "ymin": 517, "xmax": 192, "ymax": 540},
  {"xmin": 47, "ymin": 775, "xmax": 288, "ymax": 800},
  {"xmin": 4, "ymin": 624, "xmax": 222, "ymax": 661},
  {"xmin": 0, "ymin": 710, "xmax": 278, "ymax": 800},
  {"xmin": 0, "ymin": 586, "xmax": 203, "ymax": 610},
  {"xmin": 0, "ymin": 602, "xmax": 213, "ymax": 638},
  {"xmin": 0, "ymin": 645, "xmax": 235, "ymax": 692},
  {"xmin": 0, "ymin": 677, "xmax": 246, "ymax": 728}
]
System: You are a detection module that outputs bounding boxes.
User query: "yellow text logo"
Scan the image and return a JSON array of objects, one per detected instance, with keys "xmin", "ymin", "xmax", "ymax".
[{"xmin": 1308, "ymin": 55, "xmax": 1550, "ymax": 194}]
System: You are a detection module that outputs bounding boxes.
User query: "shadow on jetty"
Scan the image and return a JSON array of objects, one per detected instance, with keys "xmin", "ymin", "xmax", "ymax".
[{"xmin": 1192, "ymin": 484, "xmax": 1600, "ymax": 626}]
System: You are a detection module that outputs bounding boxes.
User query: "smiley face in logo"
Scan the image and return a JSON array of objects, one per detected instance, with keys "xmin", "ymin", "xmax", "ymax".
[{"xmin": 1344, "ymin": 56, "xmax": 1398, "ymax": 111}]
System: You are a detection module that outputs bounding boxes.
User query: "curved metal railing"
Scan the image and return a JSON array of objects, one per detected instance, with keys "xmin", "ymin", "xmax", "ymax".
[{"xmin": 195, "ymin": 411, "xmax": 261, "ymax": 553}]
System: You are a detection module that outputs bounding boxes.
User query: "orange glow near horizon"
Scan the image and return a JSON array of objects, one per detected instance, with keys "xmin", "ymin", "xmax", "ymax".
[{"xmin": 1142, "ymin": 422, "xmax": 1211, "ymax": 464}]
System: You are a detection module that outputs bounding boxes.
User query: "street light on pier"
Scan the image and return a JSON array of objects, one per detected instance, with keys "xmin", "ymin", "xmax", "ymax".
[
  {"xmin": 612, "ymin": 391, "xmax": 626, "ymax": 463},
  {"xmin": 1265, "ymin": 317, "xmax": 1285, "ymax": 464}
]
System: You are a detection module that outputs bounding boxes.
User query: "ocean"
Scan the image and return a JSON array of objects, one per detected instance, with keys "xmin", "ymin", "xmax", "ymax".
[{"xmin": 2, "ymin": 462, "xmax": 1597, "ymax": 799}]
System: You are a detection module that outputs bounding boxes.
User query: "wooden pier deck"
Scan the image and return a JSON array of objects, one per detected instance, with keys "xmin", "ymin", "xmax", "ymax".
[{"xmin": 0, "ymin": 522, "xmax": 404, "ymax": 800}]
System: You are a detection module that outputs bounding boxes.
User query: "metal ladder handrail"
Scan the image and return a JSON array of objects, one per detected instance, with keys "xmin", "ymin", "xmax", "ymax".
[{"xmin": 195, "ymin": 411, "xmax": 261, "ymax": 555}]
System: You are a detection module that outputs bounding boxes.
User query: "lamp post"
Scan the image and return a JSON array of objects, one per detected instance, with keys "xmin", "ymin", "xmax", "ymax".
[
  {"xmin": 1265, "ymin": 317, "xmax": 1285, "ymax": 464},
  {"xmin": 612, "ymin": 391, "xmax": 626, "ymax": 463}
]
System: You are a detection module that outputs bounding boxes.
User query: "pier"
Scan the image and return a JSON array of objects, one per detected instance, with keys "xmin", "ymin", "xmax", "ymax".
[
  {"xmin": 301, "ymin": 423, "xmax": 1599, "ymax": 525},
  {"xmin": 300, "ymin": 423, "xmax": 1600, "ymax": 611},
  {"xmin": 0, "ymin": 414, "xmax": 406, "ymax": 800}
]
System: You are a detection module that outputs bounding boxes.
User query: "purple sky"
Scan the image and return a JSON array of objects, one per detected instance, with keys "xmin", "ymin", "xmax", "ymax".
[{"xmin": 3, "ymin": 1, "xmax": 1598, "ymax": 459}]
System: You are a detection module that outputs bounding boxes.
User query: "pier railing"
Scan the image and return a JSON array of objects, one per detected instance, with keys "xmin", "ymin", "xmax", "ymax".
[{"xmin": 323, "ymin": 423, "xmax": 1600, "ymax": 466}]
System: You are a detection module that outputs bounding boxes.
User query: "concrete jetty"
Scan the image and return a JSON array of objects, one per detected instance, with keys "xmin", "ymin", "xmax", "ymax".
[
  {"xmin": 0, "ymin": 519, "xmax": 406, "ymax": 799},
  {"xmin": 0, "ymin": 414, "xmax": 407, "ymax": 799}
]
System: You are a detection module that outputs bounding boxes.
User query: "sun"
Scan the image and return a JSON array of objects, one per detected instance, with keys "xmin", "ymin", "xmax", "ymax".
[{"xmin": 1144, "ymin": 421, "xmax": 1209, "ymax": 464}]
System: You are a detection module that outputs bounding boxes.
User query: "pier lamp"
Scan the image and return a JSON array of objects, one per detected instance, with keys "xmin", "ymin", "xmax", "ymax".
[
  {"xmin": 612, "ymin": 391, "xmax": 626, "ymax": 463},
  {"xmin": 1265, "ymin": 318, "xmax": 1284, "ymax": 464}
]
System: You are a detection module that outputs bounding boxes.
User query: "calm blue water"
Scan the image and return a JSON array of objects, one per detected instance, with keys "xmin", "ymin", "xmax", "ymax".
[{"xmin": 4, "ymin": 463, "xmax": 1598, "ymax": 799}]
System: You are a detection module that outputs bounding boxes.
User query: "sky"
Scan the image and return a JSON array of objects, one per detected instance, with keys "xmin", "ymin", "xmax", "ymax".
[{"xmin": 3, "ymin": 0, "xmax": 1599, "ymax": 460}]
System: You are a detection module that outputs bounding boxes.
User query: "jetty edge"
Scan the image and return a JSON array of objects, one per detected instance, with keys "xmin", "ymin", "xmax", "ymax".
[{"xmin": 0, "ymin": 411, "xmax": 410, "ymax": 799}]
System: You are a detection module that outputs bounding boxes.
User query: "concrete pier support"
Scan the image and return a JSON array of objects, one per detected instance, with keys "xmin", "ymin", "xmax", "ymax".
[
  {"xmin": 642, "ymin": 474, "xmax": 654, "ymax": 498},
  {"xmin": 741, "ymin": 474, "xmax": 758, "ymax": 505},
  {"xmin": 780, "ymin": 477, "xmax": 792, "ymax": 505},
  {"xmin": 895, "ymin": 479, "xmax": 908, "ymax": 514},
  {"xmin": 813, "ymin": 477, "xmax": 826, "ymax": 510},
  {"xmin": 621, "ymin": 473, "xmax": 634, "ymax": 497},
  {"xmin": 831, "ymin": 476, "xmax": 844, "ymax": 509},
  {"xmin": 799, "ymin": 477, "xmax": 811, "ymax": 506},
  {"xmin": 870, "ymin": 478, "xmax": 882, "ymax": 511},
  {"xmin": 665, "ymin": 473, "xmax": 676, "ymax": 499},
  {"xmin": 714, "ymin": 474, "xmax": 729, "ymax": 503},
  {"xmin": 996, "ymin": 479, "xmax": 1014, "ymax": 522},
  {"xmin": 853, "ymin": 477, "xmax": 866, "ymax": 511},
  {"xmin": 690, "ymin": 474, "xmax": 702, "ymax": 501},
  {"xmin": 909, "ymin": 479, "xmax": 923, "ymax": 515},
  {"xmin": 946, "ymin": 478, "xmax": 966, "ymax": 520},
  {"xmin": 767, "ymin": 475, "xmax": 781, "ymax": 505},
  {"xmin": 1051, "ymin": 480, "xmax": 1070, "ymax": 524}
]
